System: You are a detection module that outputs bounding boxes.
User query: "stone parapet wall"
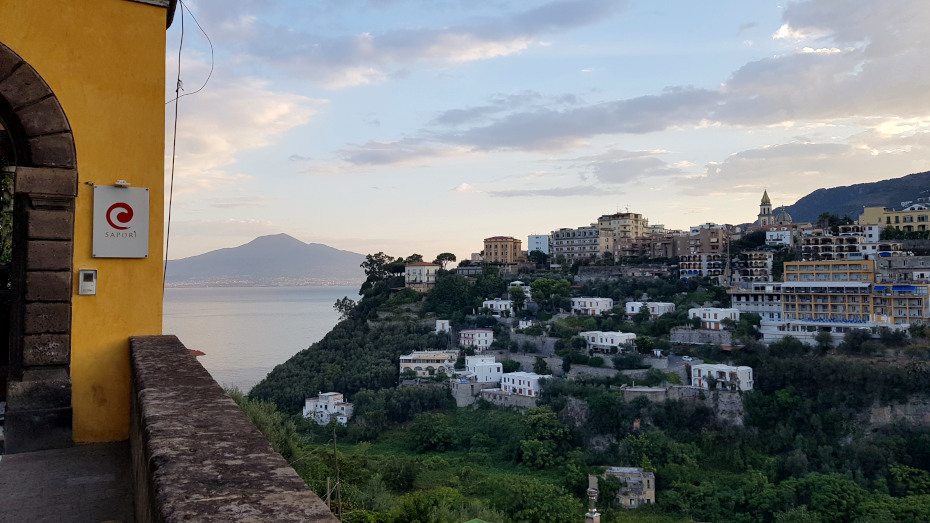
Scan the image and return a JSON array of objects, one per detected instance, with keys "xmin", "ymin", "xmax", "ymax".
[
  {"xmin": 670, "ymin": 327, "xmax": 733, "ymax": 346},
  {"xmin": 129, "ymin": 335, "xmax": 338, "ymax": 522}
]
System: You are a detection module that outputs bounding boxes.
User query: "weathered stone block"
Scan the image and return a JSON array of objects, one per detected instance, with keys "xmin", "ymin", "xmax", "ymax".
[
  {"xmin": 22, "ymin": 334, "xmax": 70, "ymax": 366},
  {"xmin": 0, "ymin": 63, "xmax": 51, "ymax": 109},
  {"xmin": 7, "ymin": 371, "xmax": 71, "ymax": 410},
  {"xmin": 17, "ymin": 96, "xmax": 71, "ymax": 137},
  {"xmin": 26, "ymin": 208, "xmax": 73, "ymax": 240},
  {"xmin": 26, "ymin": 271, "xmax": 71, "ymax": 301},
  {"xmin": 0, "ymin": 44, "xmax": 21, "ymax": 80},
  {"xmin": 27, "ymin": 132, "xmax": 77, "ymax": 168},
  {"xmin": 24, "ymin": 302, "xmax": 70, "ymax": 334},
  {"xmin": 14, "ymin": 167, "xmax": 77, "ymax": 196},
  {"xmin": 26, "ymin": 240, "xmax": 72, "ymax": 270},
  {"xmin": 3, "ymin": 407, "xmax": 73, "ymax": 454}
]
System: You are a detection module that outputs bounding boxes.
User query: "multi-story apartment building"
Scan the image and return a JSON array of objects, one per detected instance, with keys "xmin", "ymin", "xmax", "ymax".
[
  {"xmin": 875, "ymin": 256, "xmax": 930, "ymax": 283},
  {"xmin": 616, "ymin": 234, "xmax": 679, "ymax": 259},
  {"xmin": 689, "ymin": 308, "xmax": 740, "ymax": 330},
  {"xmin": 399, "ymin": 350, "xmax": 459, "ymax": 377},
  {"xmin": 781, "ymin": 260, "xmax": 875, "ymax": 322},
  {"xmin": 598, "ymin": 212, "xmax": 649, "ymax": 255},
  {"xmin": 872, "ymin": 283, "xmax": 930, "ymax": 325},
  {"xmin": 691, "ymin": 364, "xmax": 754, "ymax": 391},
  {"xmin": 550, "ymin": 225, "xmax": 600, "ymax": 262},
  {"xmin": 686, "ymin": 224, "xmax": 727, "ymax": 255},
  {"xmin": 571, "ymin": 297, "xmax": 614, "ymax": 316},
  {"xmin": 527, "ymin": 234, "xmax": 550, "ymax": 255},
  {"xmin": 728, "ymin": 282, "xmax": 783, "ymax": 322},
  {"xmin": 735, "ymin": 251, "xmax": 773, "ymax": 282},
  {"xmin": 459, "ymin": 328, "xmax": 495, "ymax": 351},
  {"xmin": 303, "ymin": 392, "xmax": 354, "ymax": 426},
  {"xmin": 860, "ymin": 203, "xmax": 930, "ymax": 232},
  {"xmin": 483, "ymin": 236, "xmax": 523, "ymax": 264},
  {"xmin": 801, "ymin": 226, "xmax": 903, "ymax": 261},
  {"xmin": 580, "ymin": 331, "xmax": 637, "ymax": 352},
  {"xmin": 405, "ymin": 262, "xmax": 439, "ymax": 292},
  {"xmin": 679, "ymin": 253, "xmax": 725, "ymax": 283}
]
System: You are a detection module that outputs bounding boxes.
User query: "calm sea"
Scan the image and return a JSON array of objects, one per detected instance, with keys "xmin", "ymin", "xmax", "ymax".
[{"xmin": 163, "ymin": 286, "xmax": 360, "ymax": 392}]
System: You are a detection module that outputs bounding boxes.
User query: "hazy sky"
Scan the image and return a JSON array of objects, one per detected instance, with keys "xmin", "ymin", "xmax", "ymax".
[{"xmin": 164, "ymin": 0, "xmax": 930, "ymax": 261}]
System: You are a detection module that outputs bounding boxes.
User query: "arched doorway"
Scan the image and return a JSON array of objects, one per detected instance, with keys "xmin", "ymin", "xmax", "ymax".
[{"xmin": 0, "ymin": 41, "xmax": 77, "ymax": 453}]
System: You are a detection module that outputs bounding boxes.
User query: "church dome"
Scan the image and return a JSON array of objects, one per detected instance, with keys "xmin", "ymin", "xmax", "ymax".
[{"xmin": 773, "ymin": 206, "xmax": 792, "ymax": 223}]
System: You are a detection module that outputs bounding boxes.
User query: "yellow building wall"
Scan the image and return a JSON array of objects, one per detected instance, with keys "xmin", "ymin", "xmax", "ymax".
[{"xmin": 1, "ymin": 0, "xmax": 167, "ymax": 442}]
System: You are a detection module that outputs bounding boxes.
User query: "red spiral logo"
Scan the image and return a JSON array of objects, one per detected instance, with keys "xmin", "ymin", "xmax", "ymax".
[{"xmin": 106, "ymin": 202, "xmax": 134, "ymax": 230}]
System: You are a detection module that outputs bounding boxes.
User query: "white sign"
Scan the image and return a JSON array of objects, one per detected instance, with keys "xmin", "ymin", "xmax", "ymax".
[{"xmin": 93, "ymin": 186, "xmax": 149, "ymax": 258}]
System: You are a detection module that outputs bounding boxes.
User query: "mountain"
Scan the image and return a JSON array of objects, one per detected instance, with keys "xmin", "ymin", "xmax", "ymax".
[
  {"xmin": 165, "ymin": 233, "xmax": 366, "ymax": 286},
  {"xmin": 785, "ymin": 170, "xmax": 930, "ymax": 223}
]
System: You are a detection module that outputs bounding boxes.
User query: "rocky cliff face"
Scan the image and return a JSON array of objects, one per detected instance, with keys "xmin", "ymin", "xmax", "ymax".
[{"xmin": 867, "ymin": 395, "xmax": 930, "ymax": 430}]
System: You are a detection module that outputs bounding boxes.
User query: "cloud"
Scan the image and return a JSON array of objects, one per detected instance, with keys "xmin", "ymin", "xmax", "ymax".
[
  {"xmin": 565, "ymin": 149, "xmax": 688, "ymax": 184},
  {"xmin": 488, "ymin": 185, "xmax": 625, "ymax": 198},
  {"xmin": 452, "ymin": 183, "xmax": 475, "ymax": 193},
  {"xmin": 680, "ymin": 130, "xmax": 930, "ymax": 199},
  {"xmin": 165, "ymin": 63, "xmax": 321, "ymax": 194},
  {"xmin": 338, "ymin": 140, "xmax": 473, "ymax": 166},
  {"xmin": 398, "ymin": 0, "xmax": 930, "ymax": 153},
  {"xmin": 193, "ymin": 0, "xmax": 627, "ymax": 88}
]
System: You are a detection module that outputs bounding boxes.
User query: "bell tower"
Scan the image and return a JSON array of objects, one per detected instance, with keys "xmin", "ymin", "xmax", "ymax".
[{"xmin": 757, "ymin": 189, "xmax": 772, "ymax": 226}]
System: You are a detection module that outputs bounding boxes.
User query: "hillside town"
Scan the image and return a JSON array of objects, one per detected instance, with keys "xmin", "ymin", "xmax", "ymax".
[{"xmin": 297, "ymin": 193, "xmax": 930, "ymax": 517}]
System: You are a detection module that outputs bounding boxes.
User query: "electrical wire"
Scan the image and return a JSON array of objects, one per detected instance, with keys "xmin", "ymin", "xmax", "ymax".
[
  {"xmin": 164, "ymin": 1, "xmax": 184, "ymax": 295},
  {"xmin": 165, "ymin": 1, "xmax": 215, "ymax": 105},
  {"xmin": 163, "ymin": 0, "xmax": 214, "ymax": 295}
]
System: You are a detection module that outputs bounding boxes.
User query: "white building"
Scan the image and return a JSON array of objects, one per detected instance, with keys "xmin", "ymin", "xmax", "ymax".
[
  {"xmin": 482, "ymin": 298, "xmax": 513, "ymax": 313},
  {"xmin": 517, "ymin": 319, "xmax": 534, "ymax": 330},
  {"xmin": 580, "ymin": 331, "xmax": 637, "ymax": 352},
  {"xmin": 465, "ymin": 355, "xmax": 502, "ymax": 383},
  {"xmin": 728, "ymin": 282, "xmax": 783, "ymax": 322},
  {"xmin": 303, "ymin": 392, "xmax": 354, "ymax": 425},
  {"xmin": 501, "ymin": 371, "xmax": 545, "ymax": 397},
  {"xmin": 436, "ymin": 319, "xmax": 450, "ymax": 333},
  {"xmin": 571, "ymin": 297, "xmax": 614, "ymax": 316},
  {"xmin": 689, "ymin": 307, "xmax": 739, "ymax": 330},
  {"xmin": 460, "ymin": 328, "xmax": 494, "ymax": 351},
  {"xmin": 528, "ymin": 234, "xmax": 550, "ymax": 255},
  {"xmin": 399, "ymin": 350, "xmax": 459, "ymax": 377},
  {"xmin": 405, "ymin": 262, "xmax": 439, "ymax": 292},
  {"xmin": 691, "ymin": 364, "xmax": 753, "ymax": 391},
  {"xmin": 624, "ymin": 301, "xmax": 675, "ymax": 318}
]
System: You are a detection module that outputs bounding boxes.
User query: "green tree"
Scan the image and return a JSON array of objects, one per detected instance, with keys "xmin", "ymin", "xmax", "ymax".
[
  {"xmin": 502, "ymin": 360, "xmax": 521, "ymax": 373},
  {"xmin": 533, "ymin": 357, "xmax": 552, "ymax": 375},
  {"xmin": 409, "ymin": 412, "xmax": 456, "ymax": 452},
  {"xmin": 508, "ymin": 286, "xmax": 527, "ymax": 311},
  {"xmin": 530, "ymin": 278, "xmax": 571, "ymax": 311},
  {"xmin": 528, "ymin": 249, "xmax": 549, "ymax": 265},
  {"xmin": 404, "ymin": 253, "xmax": 424, "ymax": 264},
  {"xmin": 432, "ymin": 252, "xmax": 456, "ymax": 270},
  {"xmin": 361, "ymin": 252, "xmax": 392, "ymax": 281},
  {"xmin": 333, "ymin": 296, "xmax": 357, "ymax": 321}
]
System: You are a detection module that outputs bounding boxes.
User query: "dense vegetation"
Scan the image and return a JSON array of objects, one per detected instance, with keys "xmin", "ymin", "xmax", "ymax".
[{"xmin": 246, "ymin": 255, "xmax": 930, "ymax": 522}]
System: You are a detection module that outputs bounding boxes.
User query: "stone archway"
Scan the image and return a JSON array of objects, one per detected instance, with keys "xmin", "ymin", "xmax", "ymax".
[{"xmin": 0, "ymin": 41, "xmax": 77, "ymax": 453}]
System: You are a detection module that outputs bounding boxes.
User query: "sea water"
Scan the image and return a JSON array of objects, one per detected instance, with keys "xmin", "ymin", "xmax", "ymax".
[{"xmin": 163, "ymin": 286, "xmax": 359, "ymax": 392}]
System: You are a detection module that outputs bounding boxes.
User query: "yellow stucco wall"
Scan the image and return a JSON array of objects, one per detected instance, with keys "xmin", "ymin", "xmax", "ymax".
[{"xmin": 1, "ymin": 0, "xmax": 166, "ymax": 442}]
